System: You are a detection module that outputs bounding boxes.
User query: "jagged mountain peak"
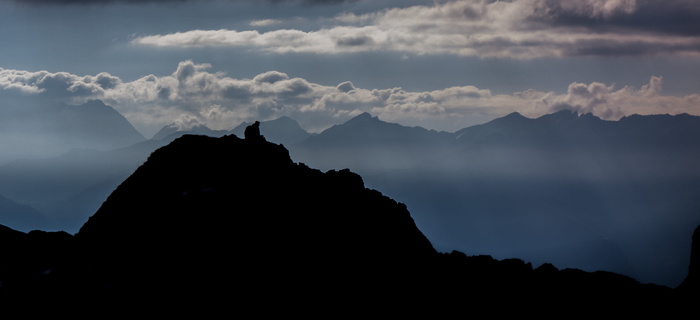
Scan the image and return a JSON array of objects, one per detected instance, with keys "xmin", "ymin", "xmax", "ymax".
[
  {"xmin": 346, "ymin": 111, "xmax": 376, "ymax": 123},
  {"xmin": 502, "ymin": 111, "xmax": 527, "ymax": 120}
]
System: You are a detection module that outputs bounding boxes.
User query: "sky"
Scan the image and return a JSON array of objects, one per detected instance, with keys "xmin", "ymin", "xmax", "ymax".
[{"xmin": 1, "ymin": 0, "xmax": 700, "ymax": 138}]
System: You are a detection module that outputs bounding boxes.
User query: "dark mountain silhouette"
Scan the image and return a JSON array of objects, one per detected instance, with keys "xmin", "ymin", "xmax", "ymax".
[
  {"xmin": 289, "ymin": 112, "xmax": 454, "ymax": 175},
  {"xmin": 0, "ymin": 125, "xmax": 693, "ymax": 315},
  {"xmin": 0, "ymin": 99, "xmax": 145, "ymax": 164}
]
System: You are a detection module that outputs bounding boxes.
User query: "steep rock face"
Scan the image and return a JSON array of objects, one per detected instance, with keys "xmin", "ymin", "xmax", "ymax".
[
  {"xmin": 76, "ymin": 132, "xmax": 436, "ymax": 299},
  {"xmin": 678, "ymin": 225, "xmax": 700, "ymax": 295}
]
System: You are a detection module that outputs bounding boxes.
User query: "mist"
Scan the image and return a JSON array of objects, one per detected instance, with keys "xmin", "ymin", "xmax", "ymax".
[{"xmin": 288, "ymin": 111, "xmax": 700, "ymax": 287}]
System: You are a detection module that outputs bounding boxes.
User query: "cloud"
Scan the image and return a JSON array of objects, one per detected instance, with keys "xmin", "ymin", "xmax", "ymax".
[
  {"xmin": 0, "ymin": 67, "xmax": 121, "ymax": 101},
  {"xmin": 2, "ymin": 62, "xmax": 698, "ymax": 137},
  {"xmin": 336, "ymin": 81, "xmax": 355, "ymax": 93},
  {"xmin": 547, "ymin": 76, "xmax": 700, "ymax": 120},
  {"xmin": 132, "ymin": 0, "xmax": 700, "ymax": 59},
  {"xmin": 250, "ymin": 19, "xmax": 283, "ymax": 27}
]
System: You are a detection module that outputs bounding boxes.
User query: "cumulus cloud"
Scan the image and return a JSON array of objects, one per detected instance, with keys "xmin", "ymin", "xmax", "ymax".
[
  {"xmin": 1, "ymin": 62, "xmax": 698, "ymax": 137},
  {"xmin": 132, "ymin": 0, "xmax": 700, "ymax": 59},
  {"xmin": 0, "ymin": 67, "xmax": 121, "ymax": 101},
  {"xmin": 547, "ymin": 76, "xmax": 700, "ymax": 120}
]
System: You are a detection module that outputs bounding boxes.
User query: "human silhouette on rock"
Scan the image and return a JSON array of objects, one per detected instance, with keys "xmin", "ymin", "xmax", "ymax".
[{"xmin": 244, "ymin": 121, "xmax": 266, "ymax": 142}]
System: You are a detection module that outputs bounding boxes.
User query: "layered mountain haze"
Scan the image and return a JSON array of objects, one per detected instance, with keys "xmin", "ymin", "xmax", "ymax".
[
  {"xmin": 0, "ymin": 107, "xmax": 698, "ymax": 289},
  {"xmin": 0, "ymin": 194, "xmax": 51, "ymax": 232},
  {"xmin": 364, "ymin": 110, "xmax": 700, "ymax": 287},
  {"xmin": 290, "ymin": 112, "xmax": 455, "ymax": 174},
  {"xmin": 0, "ymin": 99, "xmax": 145, "ymax": 164},
  {"xmin": 0, "ymin": 140, "xmax": 166, "ymax": 232},
  {"xmin": 447, "ymin": 110, "xmax": 700, "ymax": 179}
]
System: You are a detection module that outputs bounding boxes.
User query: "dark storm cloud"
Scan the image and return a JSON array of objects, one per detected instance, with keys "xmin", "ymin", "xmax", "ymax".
[
  {"xmin": 567, "ymin": 38, "xmax": 700, "ymax": 57},
  {"xmin": 612, "ymin": 0, "xmax": 700, "ymax": 36},
  {"xmin": 532, "ymin": 0, "xmax": 700, "ymax": 36}
]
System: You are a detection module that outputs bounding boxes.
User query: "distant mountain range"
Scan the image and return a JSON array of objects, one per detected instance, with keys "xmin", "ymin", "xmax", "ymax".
[
  {"xmin": 360, "ymin": 110, "xmax": 700, "ymax": 287},
  {"xmin": 0, "ymin": 99, "xmax": 145, "ymax": 164},
  {"xmin": 0, "ymin": 130, "xmax": 696, "ymax": 315},
  {"xmin": 0, "ymin": 106, "xmax": 699, "ymax": 288},
  {"xmin": 290, "ymin": 112, "xmax": 454, "ymax": 174}
]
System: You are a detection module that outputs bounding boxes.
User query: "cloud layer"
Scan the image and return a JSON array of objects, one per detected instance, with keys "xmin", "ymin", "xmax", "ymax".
[
  {"xmin": 1, "ymin": 61, "xmax": 698, "ymax": 136},
  {"xmin": 132, "ymin": 0, "xmax": 700, "ymax": 59}
]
